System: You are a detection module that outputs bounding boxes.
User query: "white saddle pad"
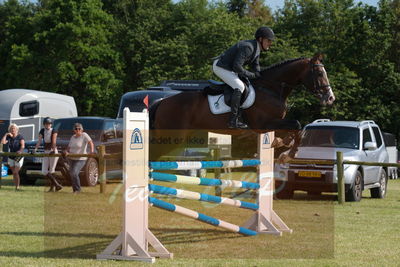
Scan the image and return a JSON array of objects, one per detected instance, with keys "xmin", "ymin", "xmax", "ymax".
[{"xmin": 207, "ymin": 84, "xmax": 256, "ymax": 115}]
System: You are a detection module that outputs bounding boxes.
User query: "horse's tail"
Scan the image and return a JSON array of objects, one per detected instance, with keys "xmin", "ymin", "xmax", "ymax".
[{"xmin": 148, "ymin": 99, "xmax": 163, "ymax": 129}]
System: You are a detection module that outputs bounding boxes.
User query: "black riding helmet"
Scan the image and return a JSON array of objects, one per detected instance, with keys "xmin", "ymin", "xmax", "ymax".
[
  {"xmin": 255, "ymin": 26, "xmax": 275, "ymax": 41},
  {"xmin": 43, "ymin": 117, "xmax": 52, "ymax": 125}
]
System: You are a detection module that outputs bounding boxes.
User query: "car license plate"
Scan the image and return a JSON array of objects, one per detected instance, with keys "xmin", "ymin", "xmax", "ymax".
[{"xmin": 298, "ymin": 171, "xmax": 321, "ymax": 178}]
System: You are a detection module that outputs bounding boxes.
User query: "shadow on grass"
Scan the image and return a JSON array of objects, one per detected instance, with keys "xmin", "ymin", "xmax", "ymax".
[
  {"xmin": 0, "ymin": 231, "xmax": 115, "ymax": 239},
  {"xmin": 0, "ymin": 241, "xmax": 109, "ymax": 259},
  {"xmin": 150, "ymin": 227, "xmax": 242, "ymax": 245},
  {"xmin": 0, "ymin": 228, "xmax": 240, "ymax": 259}
]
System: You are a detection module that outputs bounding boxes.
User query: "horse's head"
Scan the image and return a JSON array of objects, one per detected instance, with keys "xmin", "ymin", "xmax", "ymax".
[{"xmin": 303, "ymin": 53, "xmax": 335, "ymax": 106}]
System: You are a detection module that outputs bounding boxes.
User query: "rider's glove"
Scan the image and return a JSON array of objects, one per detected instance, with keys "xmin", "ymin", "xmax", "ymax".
[{"xmin": 246, "ymin": 72, "xmax": 256, "ymax": 79}]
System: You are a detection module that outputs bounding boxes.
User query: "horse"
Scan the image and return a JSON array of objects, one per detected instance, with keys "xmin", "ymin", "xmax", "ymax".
[{"xmin": 150, "ymin": 53, "xmax": 335, "ymax": 160}]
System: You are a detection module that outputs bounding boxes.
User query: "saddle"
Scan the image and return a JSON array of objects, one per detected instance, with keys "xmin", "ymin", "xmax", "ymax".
[
  {"xmin": 204, "ymin": 80, "xmax": 250, "ymax": 106},
  {"xmin": 204, "ymin": 80, "xmax": 256, "ymax": 115}
]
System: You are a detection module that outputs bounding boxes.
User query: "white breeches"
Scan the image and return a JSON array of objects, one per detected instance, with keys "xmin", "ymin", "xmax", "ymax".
[
  {"xmin": 42, "ymin": 149, "xmax": 59, "ymax": 175},
  {"xmin": 212, "ymin": 60, "xmax": 245, "ymax": 93}
]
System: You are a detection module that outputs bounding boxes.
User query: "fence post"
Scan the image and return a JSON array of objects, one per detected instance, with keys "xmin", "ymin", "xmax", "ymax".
[
  {"xmin": 98, "ymin": 145, "xmax": 106, "ymax": 193},
  {"xmin": 213, "ymin": 148, "xmax": 222, "ymax": 196},
  {"xmin": 336, "ymin": 151, "xmax": 345, "ymax": 204}
]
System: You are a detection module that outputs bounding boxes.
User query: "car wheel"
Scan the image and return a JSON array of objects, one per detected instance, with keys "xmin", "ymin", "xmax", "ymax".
[
  {"xmin": 80, "ymin": 158, "xmax": 98, "ymax": 186},
  {"xmin": 345, "ymin": 170, "xmax": 362, "ymax": 202},
  {"xmin": 275, "ymin": 183, "xmax": 294, "ymax": 199},
  {"xmin": 370, "ymin": 169, "xmax": 387, "ymax": 199}
]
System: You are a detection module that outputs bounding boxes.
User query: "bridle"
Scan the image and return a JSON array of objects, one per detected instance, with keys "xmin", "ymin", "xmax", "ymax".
[{"xmin": 310, "ymin": 63, "xmax": 331, "ymax": 97}]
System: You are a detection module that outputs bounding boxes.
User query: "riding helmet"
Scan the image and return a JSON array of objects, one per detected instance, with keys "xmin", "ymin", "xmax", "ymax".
[
  {"xmin": 255, "ymin": 26, "xmax": 275, "ymax": 40},
  {"xmin": 43, "ymin": 117, "xmax": 52, "ymax": 125}
]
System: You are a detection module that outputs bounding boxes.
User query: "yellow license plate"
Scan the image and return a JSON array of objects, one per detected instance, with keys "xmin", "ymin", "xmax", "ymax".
[{"xmin": 298, "ymin": 171, "xmax": 321, "ymax": 178}]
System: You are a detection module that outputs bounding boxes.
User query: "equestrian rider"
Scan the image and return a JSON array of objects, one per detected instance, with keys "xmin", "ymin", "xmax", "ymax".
[
  {"xmin": 34, "ymin": 117, "xmax": 63, "ymax": 192},
  {"xmin": 213, "ymin": 26, "xmax": 274, "ymax": 129}
]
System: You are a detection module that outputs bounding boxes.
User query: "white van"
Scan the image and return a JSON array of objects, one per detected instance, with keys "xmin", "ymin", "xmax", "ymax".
[{"xmin": 0, "ymin": 89, "xmax": 77, "ymax": 141}]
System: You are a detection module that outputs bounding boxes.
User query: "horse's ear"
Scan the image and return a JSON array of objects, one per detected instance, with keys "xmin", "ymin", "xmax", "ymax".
[{"xmin": 311, "ymin": 53, "xmax": 324, "ymax": 63}]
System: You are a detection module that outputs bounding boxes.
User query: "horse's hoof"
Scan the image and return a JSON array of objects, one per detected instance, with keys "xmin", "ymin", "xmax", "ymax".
[{"xmin": 272, "ymin": 137, "xmax": 284, "ymax": 148}]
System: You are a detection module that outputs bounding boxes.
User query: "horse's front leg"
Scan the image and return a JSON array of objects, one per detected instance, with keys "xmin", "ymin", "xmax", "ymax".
[{"xmin": 277, "ymin": 130, "xmax": 302, "ymax": 163}]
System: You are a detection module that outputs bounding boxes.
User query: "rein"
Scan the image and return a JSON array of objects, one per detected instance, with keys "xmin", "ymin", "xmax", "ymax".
[{"xmin": 311, "ymin": 63, "xmax": 331, "ymax": 96}]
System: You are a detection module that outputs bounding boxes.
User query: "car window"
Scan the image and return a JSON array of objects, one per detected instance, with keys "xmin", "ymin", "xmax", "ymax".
[
  {"xmin": 372, "ymin": 127, "xmax": 383, "ymax": 147},
  {"xmin": 300, "ymin": 126, "xmax": 359, "ymax": 149},
  {"xmin": 53, "ymin": 119, "xmax": 105, "ymax": 141},
  {"xmin": 103, "ymin": 121, "xmax": 116, "ymax": 140},
  {"xmin": 362, "ymin": 128, "xmax": 373, "ymax": 149},
  {"xmin": 115, "ymin": 120, "xmax": 123, "ymax": 138},
  {"xmin": 19, "ymin": 100, "xmax": 39, "ymax": 117}
]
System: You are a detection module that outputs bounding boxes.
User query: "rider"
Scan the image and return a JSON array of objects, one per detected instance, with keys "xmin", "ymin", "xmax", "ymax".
[
  {"xmin": 33, "ymin": 117, "xmax": 62, "ymax": 192},
  {"xmin": 212, "ymin": 26, "xmax": 275, "ymax": 129}
]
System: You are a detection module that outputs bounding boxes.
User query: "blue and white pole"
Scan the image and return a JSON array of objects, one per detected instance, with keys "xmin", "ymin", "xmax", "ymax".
[
  {"xmin": 149, "ymin": 159, "xmax": 261, "ymax": 170},
  {"xmin": 149, "ymin": 184, "xmax": 259, "ymax": 210},
  {"xmin": 150, "ymin": 172, "xmax": 260, "ymax": 190},
  {"xmin": 149, "ymin": 197, "xmax": 257, "ymax": 236}
]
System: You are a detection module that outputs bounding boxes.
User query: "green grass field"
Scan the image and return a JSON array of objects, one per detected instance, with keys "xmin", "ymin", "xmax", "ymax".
[{"xmin": 0, "ymin": 173, "xmax": 399, "ymax": 266}]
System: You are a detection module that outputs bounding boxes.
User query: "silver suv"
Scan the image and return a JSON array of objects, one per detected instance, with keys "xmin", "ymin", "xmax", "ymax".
[{"xmin": 276, "ymin": 119, "xmax": 389, "ymax": 202}]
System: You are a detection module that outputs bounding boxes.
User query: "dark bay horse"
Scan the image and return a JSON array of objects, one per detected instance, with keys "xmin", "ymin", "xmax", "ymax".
[{"xmin": 151, "ymin": 53, "xmax": 335, "ymax": 159}]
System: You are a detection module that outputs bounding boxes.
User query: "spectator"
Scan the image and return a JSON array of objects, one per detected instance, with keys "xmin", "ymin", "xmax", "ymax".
[
  {"xmin": 1, "ymin": 123, "xmax": 25, "ymax": 191},
  {"xmin": 34, "ymin": 117, "xmax": 62, "ymax": 192},
  {"xmin": 62, "ymin": 123, "xmax": 94, "ymax": 194}
]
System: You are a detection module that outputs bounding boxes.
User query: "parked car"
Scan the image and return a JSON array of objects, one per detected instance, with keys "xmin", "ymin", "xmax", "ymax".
[
  {"xmin": 117, "ymin": 80, "xmax": 209, "ymax": 116},
  {"xmin": 21, "ymin": 117, "xmax": 122, "ymax": 186},
  {"xmin": 276, "ymin": 119, "xmax": 389, "ymax": 202},
  {"xmin": 382, "ymin": 132, "xmax": 398, "ymax": 179}
]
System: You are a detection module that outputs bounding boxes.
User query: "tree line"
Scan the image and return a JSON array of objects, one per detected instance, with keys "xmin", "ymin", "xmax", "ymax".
[{"xmin": 0, "ymin": 0, "xmax": 399, "ymax": 140}]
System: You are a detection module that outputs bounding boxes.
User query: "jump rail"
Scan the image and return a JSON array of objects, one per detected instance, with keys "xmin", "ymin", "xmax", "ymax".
[
  {"xmin": 149, "ymin": 197, "xmax": 258, "ymax": 236},
  {"xmin": 149, "ymin": 159, "xmax": 261, "ymax": 170},
  {"xmin": 149, "ymin": 184, "xmax": 259, "ymax": 210},
  {"xmin": 150, "ymin": 172, "xmax": 260, "ymax": 189}
]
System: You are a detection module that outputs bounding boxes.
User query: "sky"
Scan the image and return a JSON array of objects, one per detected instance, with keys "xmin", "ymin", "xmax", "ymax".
[{"xmin": 265, "ymin": 0, "xmax": 380, "ymax": 11}]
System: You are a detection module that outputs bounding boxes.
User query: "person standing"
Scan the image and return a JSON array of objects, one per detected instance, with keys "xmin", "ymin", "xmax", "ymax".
[
  {"xmin": 212, "ymin": 26, "xmax": 275, "ymax": 129},
  {"xmin": 33, "ymin": 117, "xmax": 62, "ymax": 192},
  {"xmin": 62, "ymin": 123, "xmax": 94, "ymax": 193},
  {"xmin": 1, "ymin": 123, "xmax": 25, "ymax": 190}
]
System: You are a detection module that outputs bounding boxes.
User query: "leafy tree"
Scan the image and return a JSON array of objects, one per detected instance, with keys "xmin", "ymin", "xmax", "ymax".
[
  {"xmin": 0, "ymin": 0, "xmax": 36, "ymax": 88},
  {"xmin": 31, "ymin": 0, "xmax": 123, "ymax": 116},
  {"xmin": 226, "ymin": 0, "xmax": 248, "ymax": 17}
]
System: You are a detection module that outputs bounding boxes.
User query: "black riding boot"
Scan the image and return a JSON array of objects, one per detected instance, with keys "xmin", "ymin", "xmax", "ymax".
[
  {"xmin": 47, "ymin": 173, "xmax": 63, "ymax": 191},
  {"xmin": 228, "ymin": 89, "xmax": 249, "ymax": 129}
]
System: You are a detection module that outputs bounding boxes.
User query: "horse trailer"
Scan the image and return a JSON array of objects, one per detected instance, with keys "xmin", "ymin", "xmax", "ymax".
[{"xmin": 0, "ymin": 89, "xmax": 77, "ymax": 142}]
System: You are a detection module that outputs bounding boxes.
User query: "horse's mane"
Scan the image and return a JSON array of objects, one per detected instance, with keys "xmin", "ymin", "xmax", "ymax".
[{"xmin": 262, "ymin": 57, "xmax": 307, "ymax": 73}]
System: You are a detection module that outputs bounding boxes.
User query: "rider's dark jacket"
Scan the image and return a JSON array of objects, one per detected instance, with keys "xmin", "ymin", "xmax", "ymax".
[{"xmin": 216, "ymin": 39, "xmax": 260, "ymax": 79}]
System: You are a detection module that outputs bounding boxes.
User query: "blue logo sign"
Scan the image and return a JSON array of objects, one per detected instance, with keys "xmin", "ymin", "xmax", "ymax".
[
  {"xmin": 130, "ymin": 128, "xmax": 143, "ymax": 150},
  {"xmin": 263, "ymin": 133, "xmax": 270, "ymax": 145}
]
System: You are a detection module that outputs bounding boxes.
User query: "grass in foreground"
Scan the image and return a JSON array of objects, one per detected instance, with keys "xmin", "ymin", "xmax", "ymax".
[{"xmin": 0, "ymin": 174, "xmax": 399, "ymax": 266}]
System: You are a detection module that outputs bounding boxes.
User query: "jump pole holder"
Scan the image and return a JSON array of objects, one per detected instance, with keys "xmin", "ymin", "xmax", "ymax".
[
  {"xmin": 97, "ymin": 109, "xmax": 291, "ymax": 263},
  {"xmin": 242, "ymin": 132, "xmax": 292, "ymax": 235},
  {"xmin": 97, "ymin": 108, "xmax": 172, "ymax": 263}
]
